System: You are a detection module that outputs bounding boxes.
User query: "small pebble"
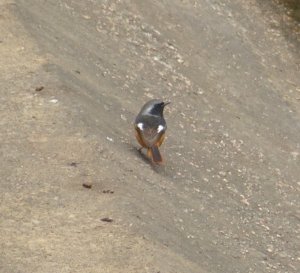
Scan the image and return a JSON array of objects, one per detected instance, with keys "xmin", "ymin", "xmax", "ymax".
[
  {"xmin": 35, "ymin": 86, "xmax": 44, "ymax": 91},
  {"xmin": 106, "ymin": 136, "xmax": 114, "ymax": 142},
  {"xmin": 102, "ymin": 190, "xmax": 114, "ymax": 194},
  {"xmin": 82, "ymin": 183, "xmax": 92, "ymax": 189},
  {"xmin": 69, "ymin": 162, "xmax": 78, "ymax": 167},
  {"xmin": 101, "ymin": 217, "xmax": 113, "ymax": 223},
  {"xmin": 50, "ymin": 99, "xmax": 58, "ymax": 104}
]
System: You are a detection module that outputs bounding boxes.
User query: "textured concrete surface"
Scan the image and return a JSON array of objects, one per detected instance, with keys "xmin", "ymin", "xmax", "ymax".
[{"xmin": 1, "ymin": 0, "xmax": 299, "ymax": 272}]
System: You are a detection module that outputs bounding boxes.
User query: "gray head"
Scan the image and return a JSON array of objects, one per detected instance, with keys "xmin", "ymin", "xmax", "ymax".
[{"xmin": 139, "ymin": 99, "xmax": 170, "ymax": 116}]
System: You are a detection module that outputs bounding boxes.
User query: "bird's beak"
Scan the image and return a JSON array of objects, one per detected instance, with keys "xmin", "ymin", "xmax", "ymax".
[{"xmin": 163, "ymin": 101, "xmax": 170, "ymax": 106}]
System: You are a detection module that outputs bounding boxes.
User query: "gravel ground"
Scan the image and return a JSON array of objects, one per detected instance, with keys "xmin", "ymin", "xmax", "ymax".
[{"xmin": 1, "ymin": 0, "xmax": 299, "ymax": 272}]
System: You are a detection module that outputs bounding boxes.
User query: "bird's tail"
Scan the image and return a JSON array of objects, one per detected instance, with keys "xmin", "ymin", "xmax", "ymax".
[{"xmin": 148, "ymin": 146, "xmax": 163, "ymax": 164}]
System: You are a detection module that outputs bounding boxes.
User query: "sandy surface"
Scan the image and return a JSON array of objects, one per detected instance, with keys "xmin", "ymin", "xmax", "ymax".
[{"xmin": 1, "ymin": 0, "xmax": 299, "ymax": 272}]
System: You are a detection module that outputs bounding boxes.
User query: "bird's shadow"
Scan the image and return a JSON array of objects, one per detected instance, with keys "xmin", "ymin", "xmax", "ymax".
[
  {"xmin": 130, "ymin": 146, "xmax": 166, "ymax": 173},
  {"xmin": 135, "ymin": 147, "xmax": 150, "ymax": 163}
]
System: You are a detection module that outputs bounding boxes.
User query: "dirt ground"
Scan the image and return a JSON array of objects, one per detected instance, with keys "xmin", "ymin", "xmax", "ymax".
[{"xmin": 0, "ymin": 0, "xmax": 299, "ymax": 272}]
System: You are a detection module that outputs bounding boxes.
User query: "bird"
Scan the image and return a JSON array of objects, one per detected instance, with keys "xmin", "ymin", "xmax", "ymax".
[{"xmin": 134, "ymin": 99, "xmax": 170, "ymax": 164}]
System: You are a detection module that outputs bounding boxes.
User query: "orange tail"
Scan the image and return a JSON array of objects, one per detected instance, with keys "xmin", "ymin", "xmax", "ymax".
[{"xmin": 147, "ymin": 146, "xmax": 163, "ymax": 164}]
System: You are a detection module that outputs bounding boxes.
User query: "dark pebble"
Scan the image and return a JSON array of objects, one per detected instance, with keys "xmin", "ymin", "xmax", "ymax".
[
  {"xmin": 35, "ymin": 86, "xmax": 44, "ymax": 92},
  {"xmin": 82, "ymin": 183, "xmax": 92, "ymax": 189},
  {"xmin": 101, "ymin": 217, "xmax": 113, "ymax": 222}
]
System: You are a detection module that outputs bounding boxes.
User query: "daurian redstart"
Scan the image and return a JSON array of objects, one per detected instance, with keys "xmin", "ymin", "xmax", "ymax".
[{"xmin": 134, "ymin": 99, "xmax": 170, "ymax": 164}]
